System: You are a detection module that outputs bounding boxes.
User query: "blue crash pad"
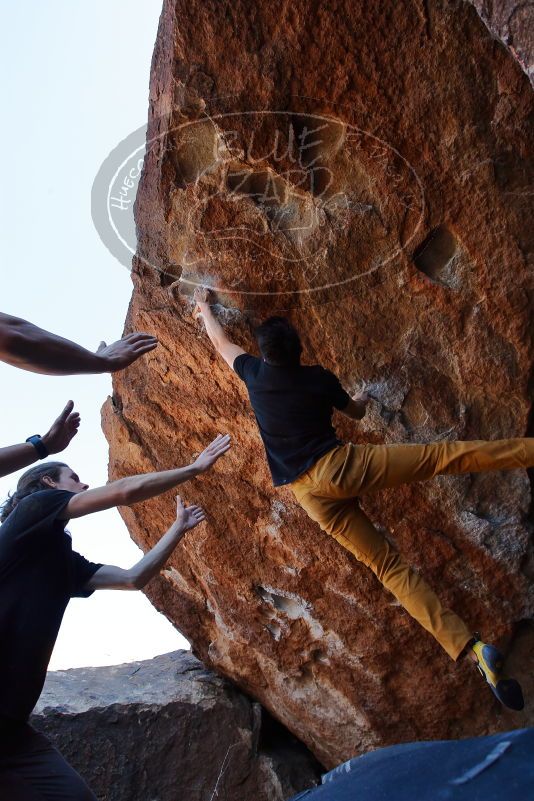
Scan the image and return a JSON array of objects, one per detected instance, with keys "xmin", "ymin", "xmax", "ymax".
[{"xmin": 290, "ymin": 728, "xmax": 534, "ymax": 801}]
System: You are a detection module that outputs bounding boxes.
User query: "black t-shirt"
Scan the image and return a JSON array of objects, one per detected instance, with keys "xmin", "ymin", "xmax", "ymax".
[
  {"xmin": 0, "ymin": 489, "xmax": 102, "ymax": 722},
  {"xmin": 234, "ymin": 354, "xmax": 350, "ymax": 486}
]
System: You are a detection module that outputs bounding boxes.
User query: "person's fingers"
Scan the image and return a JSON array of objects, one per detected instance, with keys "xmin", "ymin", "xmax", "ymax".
[
  {"xmin": 206, "ymin": 444, "xmax": 231, "ymax": 460},
  {"xmin": 126, "ymin": 331, "xmax": 157, "ymax": 340},
  {"xmin": 131, "ymin": 342, "xmax": 158, "ymax": 355},
  {"xmin": 213, "ymin": 449, "xmax": 230, "ymax": 460},
  {"xmin": 129, "ymin": 339, "xmax": 159, "ymax": 350},
  {"xmin": 205, "ymin": 445, "xmax": 228, "ymax": 459},
  {"xmin": 209, "ymin": 434, "xmax": 230, "ymax": 447},
  {"xmin": 197, "ymin": 435, "xmax": 231, "ymax": 463},
  {"xmin": 212, "ymin": 441, "xmax": 231, "ymax": 455},
  {"xmin": 123, "ymin": 332, "xmax": 158, "ymax": 344},
  {"xmin": 130, "ymin": 337, "xmax": 158, "ymax": 348},
  {"xmin": 213, "ymin": 449, "xmax": 228, "ymax": 462},
  {"xmin": 56, "ymin": 400, "xmax": 75, "ymax": 423}
]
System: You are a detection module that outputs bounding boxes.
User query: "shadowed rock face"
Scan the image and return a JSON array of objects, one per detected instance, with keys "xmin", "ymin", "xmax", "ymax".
[
  {"xmin": 32, "ymin": 652, "xmax": 321, "ymax": 801},
  {"xmin": 467, "ymin": 1, "xmax": 534, "ymax": 84},
  {"xmin": 103, "ymin": 0, "xmax": 534, "ymax": 768}
]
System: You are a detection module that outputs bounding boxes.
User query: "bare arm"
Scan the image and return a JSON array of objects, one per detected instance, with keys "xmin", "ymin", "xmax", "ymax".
[
  {"xmin": 339, "ymin": 391, "xmax": 369, "ymax": 421},
  {"xmin": 0, "ymin": 312, "xmax": 158, "ymax": 375},
  {"xmin": 0, "ymin": 443, "xmax": 38, "ymax": 479},
  {"xmin": 63, "ymin": 433, "xmax": 231, "ymax": 519},
  {"xmin": 86, "ymin": 497, "xmax": 205, "ymax": 590},
  {"xmin": 193, "ymin": 288, "xmax": 245, "ymax": 370},
  {"xmin": 0, "ymin": 401, "xmax": 80, "ymax": 478}
]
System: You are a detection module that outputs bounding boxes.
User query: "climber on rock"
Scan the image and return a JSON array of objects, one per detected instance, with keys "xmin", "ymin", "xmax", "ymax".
[
  {"xmin": 194, "ymin": 285, "xmax": 532, "ymax": 712},
  {"xmin": 0, "ymin": 311, "xmax": 158, "ymax": 375},
  {"xmin": 0, "ymin": 432, "xmax": 230, "ymax": 800}
]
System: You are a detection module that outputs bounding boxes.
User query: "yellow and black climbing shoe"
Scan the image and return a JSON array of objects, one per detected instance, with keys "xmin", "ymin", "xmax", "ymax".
[{"xmin": 472, "ymin": 640, "xmax": 524, "ymax": 711}]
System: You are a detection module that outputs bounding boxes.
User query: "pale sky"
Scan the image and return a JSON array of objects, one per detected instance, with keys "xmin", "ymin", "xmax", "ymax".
[{"xmin": 0, "ymin": 1, "xmax": 190, "ymax": 668}]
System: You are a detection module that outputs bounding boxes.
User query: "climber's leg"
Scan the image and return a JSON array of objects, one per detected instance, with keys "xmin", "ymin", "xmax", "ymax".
[
  {"xmin": 290, "ymin": 486, "xmax": 472, "ymax": 660},
  {"xmin": 294, "ymin": 438, "xmax": 534, "ymax": 499}
]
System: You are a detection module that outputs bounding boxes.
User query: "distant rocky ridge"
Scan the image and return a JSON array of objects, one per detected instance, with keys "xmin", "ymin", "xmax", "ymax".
[{"xmin": 32, "ymin": 651, "xmax": 321, "ymax": 801}]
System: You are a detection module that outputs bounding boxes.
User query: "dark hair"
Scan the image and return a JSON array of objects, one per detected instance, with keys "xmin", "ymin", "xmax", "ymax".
[
  {"xmin": 0, "ymin": 462, "xmax": 67, "ymax": 523},
  {"xmin": 254, "ymin": 316, "xmax": 302, "ymax": 366}
]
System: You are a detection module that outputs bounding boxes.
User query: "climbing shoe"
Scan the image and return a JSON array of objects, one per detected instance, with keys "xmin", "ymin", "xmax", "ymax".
[{"xmin": 471, "ymin": 640, "xmax": 524, "ymax": 711}]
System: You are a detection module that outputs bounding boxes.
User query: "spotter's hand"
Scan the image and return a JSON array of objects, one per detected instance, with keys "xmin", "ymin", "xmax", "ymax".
[
  {"xmin": 42, "ymin": 400, "xmax": 81, "ymax": 454},
  {"xmin": 192, "ymin": 434, "xmax": 231, "ymax": 474},
  {"xmin": 96, "ymin": 333, "xmax": 158, "ymax": 372},
  {"xmin": 175, "ymin": 495, "xmax": 207, "ymax": 533}
]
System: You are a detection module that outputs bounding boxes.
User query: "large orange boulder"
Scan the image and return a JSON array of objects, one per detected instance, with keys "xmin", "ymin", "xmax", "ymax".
[{"xmin": 102, "ymin": 0, "xmax": 533, "ymax": 767}]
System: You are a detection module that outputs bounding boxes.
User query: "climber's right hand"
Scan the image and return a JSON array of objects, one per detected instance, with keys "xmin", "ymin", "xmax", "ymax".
[{"xmin": 194, "ymin": 286, "xmax": 211, "ymax": 306}]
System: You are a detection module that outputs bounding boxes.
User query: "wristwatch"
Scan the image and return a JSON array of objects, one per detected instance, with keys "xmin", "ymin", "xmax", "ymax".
[{"xmin": 26, "ymin": 435, "xmax": 49, "ymax": 460}]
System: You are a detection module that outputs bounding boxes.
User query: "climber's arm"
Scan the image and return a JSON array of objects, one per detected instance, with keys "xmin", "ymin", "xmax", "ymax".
[
  {"xmin": 194, "ymin": 289, "xmax": 245, "ymax": 370},
  {"xmin": 85, "ymin": 497, "xmax": 206, "ymax": 590}
]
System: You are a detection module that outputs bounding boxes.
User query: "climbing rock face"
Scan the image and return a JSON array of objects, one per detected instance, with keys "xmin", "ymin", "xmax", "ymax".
[
  {"xmin": 467, "ymin": 0, "xmax": 534, "ymax": 84},
  {"xmin": 103, "ymin": 0, "xmax": 534, "ymax": 768},
  {"xmin": 32, "ymin": 652, "xmax": 321, "ymax": 801}
]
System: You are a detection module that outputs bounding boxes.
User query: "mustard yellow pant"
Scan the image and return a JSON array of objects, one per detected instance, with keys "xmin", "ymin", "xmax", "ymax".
[{"xmin": 290, "ymin": 438, "xmax": 534, "ymax": 660}]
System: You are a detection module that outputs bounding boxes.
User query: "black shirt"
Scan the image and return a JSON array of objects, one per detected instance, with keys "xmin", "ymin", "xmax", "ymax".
[
  {"xmin": 0, "ymin": 489, "xmax": 102, "ymax": 722},
  {"xmin": 234, "ymin": 354, "xmax": 350, "ymax": 486}
]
